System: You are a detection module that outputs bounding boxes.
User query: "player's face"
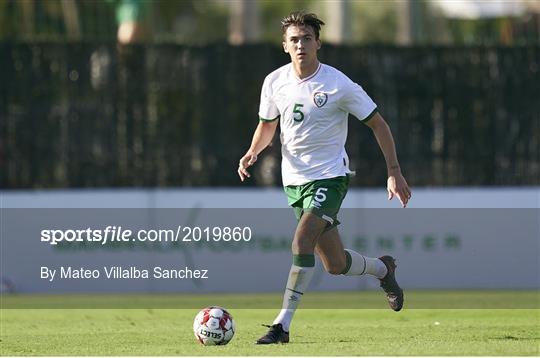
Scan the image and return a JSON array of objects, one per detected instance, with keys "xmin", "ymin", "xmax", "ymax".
[{"xmin": 283, "ymin": 25, "xmax": 321, "ymax": 68}]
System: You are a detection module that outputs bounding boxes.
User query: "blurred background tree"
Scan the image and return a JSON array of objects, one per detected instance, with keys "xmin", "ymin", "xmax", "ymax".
[
  {"xmin": 0, "ymin": 0, "xmax": 538, "ymax": 45},
  {"xmin": 2, "ymin": 0, "xmax": 538, "ymax": 189}
]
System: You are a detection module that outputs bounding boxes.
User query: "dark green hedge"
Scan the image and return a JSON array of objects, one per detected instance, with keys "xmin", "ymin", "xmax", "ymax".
[{"xmin": 1, "ymin": 43, "xmax": 538, "ymax": 188}]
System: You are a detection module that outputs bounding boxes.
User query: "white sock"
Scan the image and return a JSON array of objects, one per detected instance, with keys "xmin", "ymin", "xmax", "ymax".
[
  {"xmin": 343, "ymin": 249, "xmax": 387, "ymax": 279},
  {"xmin": 272, "ymin": 264, "xmax": 314, "ymax": 332}
]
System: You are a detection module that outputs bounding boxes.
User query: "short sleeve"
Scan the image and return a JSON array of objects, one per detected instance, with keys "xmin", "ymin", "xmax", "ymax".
[
  {"xmin": 258, "ymin": 76, "xmax": 280, "ymax": 121},
  {"xmin": 340, "ymin": 81, "xmax": 378, "ymax": 122}
]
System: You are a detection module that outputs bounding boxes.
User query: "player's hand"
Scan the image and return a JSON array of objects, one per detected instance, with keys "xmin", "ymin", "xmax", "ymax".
[
  {"xmin": 238, "ymin": 151, "xmax": 258, "ymax": 182},
  {"xmin": 387, "ymin": 173, "xmax": 411, "ymax": 208}
]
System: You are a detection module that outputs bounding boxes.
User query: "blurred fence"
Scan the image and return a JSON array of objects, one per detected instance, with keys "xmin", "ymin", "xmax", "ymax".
[{"xmin": 1, "ymin": 43, "xmax": 539, "ymax": 189}]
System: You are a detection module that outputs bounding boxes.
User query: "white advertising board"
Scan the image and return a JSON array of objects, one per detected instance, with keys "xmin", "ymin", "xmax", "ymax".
[{"xmin": 1, "ymin": 188, "xmax": 538, "ymax": 293}]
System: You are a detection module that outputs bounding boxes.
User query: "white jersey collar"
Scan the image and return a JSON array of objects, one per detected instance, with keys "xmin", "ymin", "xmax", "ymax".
[{"xmin": 292, "ymin": 62, "xmax": 322, "ymax": 84}]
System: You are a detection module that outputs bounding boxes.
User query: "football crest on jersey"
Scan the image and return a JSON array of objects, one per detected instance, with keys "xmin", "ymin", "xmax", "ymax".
[{"xmin": 313, "ymin": 92, "xmax": 328, "ymax": 108}]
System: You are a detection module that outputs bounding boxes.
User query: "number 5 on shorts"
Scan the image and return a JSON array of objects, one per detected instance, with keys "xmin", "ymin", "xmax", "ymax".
[{"xmin": 314, "ymin": 187, "xmax": 328, "ymax": 203}]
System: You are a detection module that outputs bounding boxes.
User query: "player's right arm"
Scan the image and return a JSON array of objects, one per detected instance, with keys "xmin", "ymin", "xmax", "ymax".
[
  {"xmin": 239, "ymin": 70, "xmax": 281, "ymax": 181},
  {"xmin": 238, "ymin": 119, "xmax": 279, "ymax": 181}
]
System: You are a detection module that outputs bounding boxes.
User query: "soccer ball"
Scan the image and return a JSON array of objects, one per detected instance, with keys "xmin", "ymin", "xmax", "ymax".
[{"xmin": 193, "ymin": 306, "xmax": 235, "ymax": 345}]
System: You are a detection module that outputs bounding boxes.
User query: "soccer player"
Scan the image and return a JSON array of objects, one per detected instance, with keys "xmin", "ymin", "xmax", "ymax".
[{"xmin": 238, "ymin": 11, "xmax": 411, "ymax": 344}]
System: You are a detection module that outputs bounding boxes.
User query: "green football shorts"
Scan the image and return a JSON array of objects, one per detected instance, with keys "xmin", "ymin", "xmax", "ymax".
[{"xmin": 284, "ymin": 175, "xmax": 349, "ymax": 229}]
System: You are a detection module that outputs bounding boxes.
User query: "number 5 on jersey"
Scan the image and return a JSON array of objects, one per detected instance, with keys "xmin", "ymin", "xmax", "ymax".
[{"xmin": 293, "ymin": 103, "xmax": 304, "ymax": 122}]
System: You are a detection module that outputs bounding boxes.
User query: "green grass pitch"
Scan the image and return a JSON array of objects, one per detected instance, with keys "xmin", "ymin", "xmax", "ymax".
[{"xmin": 1, "ymin": 291, "xmax": 539, "ymax": 356}]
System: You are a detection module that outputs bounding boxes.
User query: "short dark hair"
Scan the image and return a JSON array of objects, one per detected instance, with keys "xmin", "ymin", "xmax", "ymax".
[{"xmin": 281, "ymin": 11, "xmax": 325, "ymax": 39}]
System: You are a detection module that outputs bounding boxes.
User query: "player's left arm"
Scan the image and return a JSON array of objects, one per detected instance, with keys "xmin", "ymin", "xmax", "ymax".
[{"xmin": 364, "ymin": 113, "xmax": 412, "ymax": 207}]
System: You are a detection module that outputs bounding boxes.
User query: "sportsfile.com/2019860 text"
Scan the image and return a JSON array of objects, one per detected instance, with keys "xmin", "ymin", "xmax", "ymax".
[{"xmin": 40, "ymin": 226, "xmax": 252, "ymax": 246}]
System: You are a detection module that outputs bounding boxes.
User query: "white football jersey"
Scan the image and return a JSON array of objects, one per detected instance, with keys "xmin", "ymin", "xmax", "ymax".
[{"xmin": 258, "ymin": 62, "xmax": 377, "ymax": 186}]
